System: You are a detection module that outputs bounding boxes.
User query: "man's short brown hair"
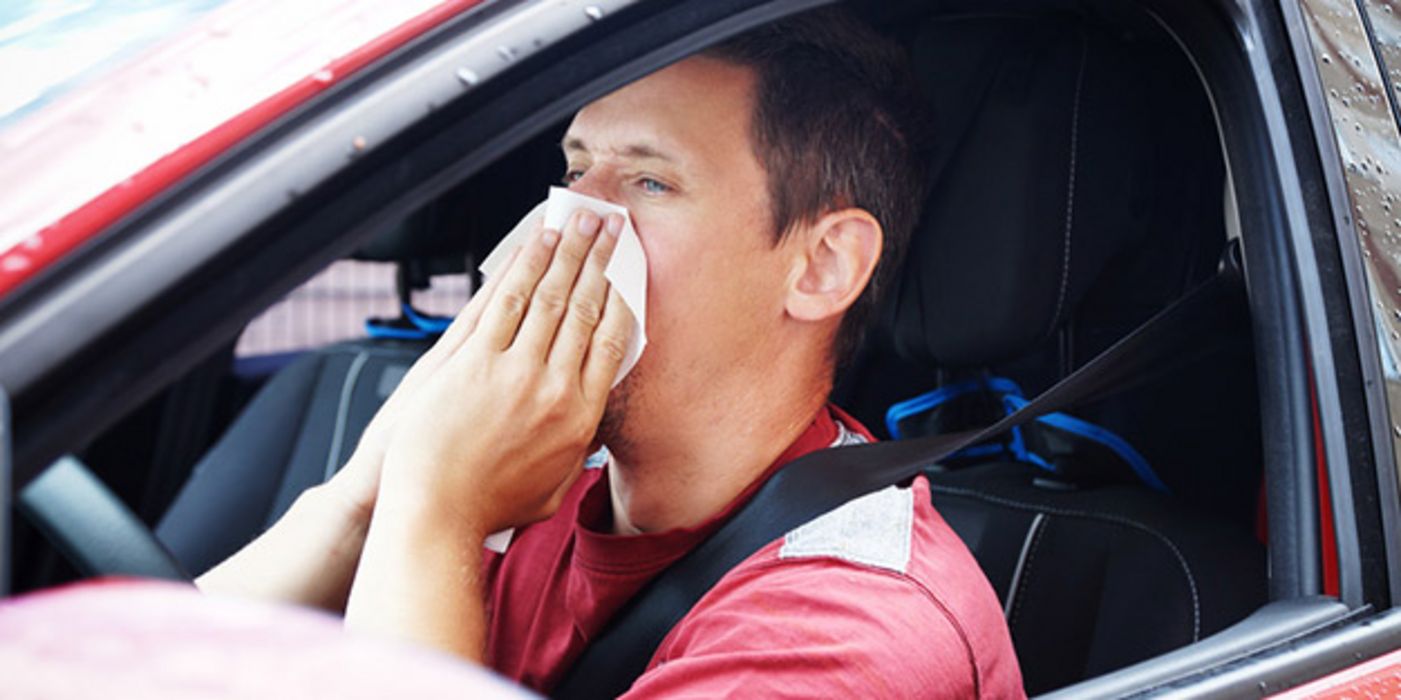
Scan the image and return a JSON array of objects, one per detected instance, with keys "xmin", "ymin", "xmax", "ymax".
[{"xmin": 703, "ymin": 7, "xmax": 930, "ymax": 366}]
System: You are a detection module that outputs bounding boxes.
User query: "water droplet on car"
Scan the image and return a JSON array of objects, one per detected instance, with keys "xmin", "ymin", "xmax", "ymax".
[
  {"xmin": 350, "ymin": 136, "xmax": 367, "ymax": 155},
  {"xmin": 497, "ymin": 45, "xmax": 517, "ymax": 61},
  {"xmin": 0, "ymin": 254, "xmax": 31, "ymax": 272},
  {"xmin": 1393, "ymin": 424, "xmax": 1400, "ymax": 437},
  {"xmin": 313, "ymin": 69, "xmax": 334, "ymax": 84},
  {"xmin": 456, "ymin": 67, "xmax": 480, "ymax": 86},
  {"xmin": 585, "ymin": 5, "xmax": 605, "ymax": 21},
  {"xmin": 1322, "ymin": 53, "xmax": 1333, "ymax": 64}
]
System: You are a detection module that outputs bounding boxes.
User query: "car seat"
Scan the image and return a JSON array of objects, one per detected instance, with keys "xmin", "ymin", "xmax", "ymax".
[{"xmin": 834, "ymin": 10, "xmax": 1267, "ymax": 694}]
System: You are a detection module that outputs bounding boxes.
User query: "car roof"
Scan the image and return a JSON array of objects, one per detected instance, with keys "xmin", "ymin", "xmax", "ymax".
[{"xmin": 0, "ymin": 0, "xmax": 488, "ymax": 299}]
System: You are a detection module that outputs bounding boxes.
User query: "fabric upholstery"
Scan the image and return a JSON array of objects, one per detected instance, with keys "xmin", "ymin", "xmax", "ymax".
[
  {"xmin": 888, "ymin": 13, "xmax": 1150, "ymax": 368},
  {"xmin": 156, "ymin": 340, "xmax": 426, "ymax": 575}
]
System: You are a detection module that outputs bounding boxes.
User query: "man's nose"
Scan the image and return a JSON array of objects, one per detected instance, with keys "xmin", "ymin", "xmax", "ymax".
[{"xmin": 567, "ymin": 169, "xmax": 620, "ymax": 203}]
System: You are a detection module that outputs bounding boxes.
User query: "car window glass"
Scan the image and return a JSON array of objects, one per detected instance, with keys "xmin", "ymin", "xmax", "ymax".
[
  {"xmin": 236, "ymin": 260, "xmax": 468, "ymax": 357},
  {"xmin": 0, "ymin": 0, "xmax": 231, "ymax": 130},
  {"xmin": 1304, "ymin": 0, "xmax": 1401, "ymax": 473}
]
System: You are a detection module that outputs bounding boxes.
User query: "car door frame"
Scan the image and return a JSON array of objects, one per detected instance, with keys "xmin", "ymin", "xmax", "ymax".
[{"xmin": 0, "ymin": 0, "xmax": 1394, "ymax": 695}]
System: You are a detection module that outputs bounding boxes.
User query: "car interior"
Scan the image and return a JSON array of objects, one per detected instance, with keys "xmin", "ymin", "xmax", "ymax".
[{"xmin": 9, "ymin": 1, "xmax": 1276, "ymax": 696}]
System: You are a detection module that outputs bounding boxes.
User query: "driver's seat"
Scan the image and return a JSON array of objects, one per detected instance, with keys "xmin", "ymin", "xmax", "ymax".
[{"xmin": 835, "ymin": 10, "xmax": 1266, "ymax": 694}]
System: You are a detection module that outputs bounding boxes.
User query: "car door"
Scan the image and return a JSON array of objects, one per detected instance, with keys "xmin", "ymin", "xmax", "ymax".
[{"xmin": 3, "ymin": 0, "xmax": 1400, "ymax": 696}]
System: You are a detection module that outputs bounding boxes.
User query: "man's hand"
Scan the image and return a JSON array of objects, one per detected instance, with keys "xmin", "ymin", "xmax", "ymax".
[
  {"xmin": 345, "ymin": 208, "xmax": 632, "ymax": 660},
  {"xmin": 322, "ymin": 239, "xmax": 514, "ymax": 523},
  {"xmin": 381, "ymin": 207, "xmax": 629, "ymax": 533}
]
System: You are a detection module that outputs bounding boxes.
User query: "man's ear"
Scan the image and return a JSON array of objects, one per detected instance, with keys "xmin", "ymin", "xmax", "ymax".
[{"xmin": 785, "ymin": 208, "xmax": 883, "ymax": 322}]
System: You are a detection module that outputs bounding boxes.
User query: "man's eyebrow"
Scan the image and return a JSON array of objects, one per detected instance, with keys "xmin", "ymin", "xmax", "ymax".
[{"xmin": 561, "ymin": 137, "xmax": 677, "ymax": 164}]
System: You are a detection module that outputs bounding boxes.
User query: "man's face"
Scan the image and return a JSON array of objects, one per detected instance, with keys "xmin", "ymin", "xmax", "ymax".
[{"xmin": 562, "ymin": 56, "xmax": 793, "ymax": 452}]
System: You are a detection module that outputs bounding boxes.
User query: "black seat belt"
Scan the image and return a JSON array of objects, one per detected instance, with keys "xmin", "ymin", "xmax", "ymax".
[{"xmin": 555, "ymin": 252, "xmax": 1246, "ymax": 700}]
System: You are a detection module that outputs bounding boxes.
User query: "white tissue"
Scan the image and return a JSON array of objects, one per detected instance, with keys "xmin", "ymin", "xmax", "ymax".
[
  {"xmin": 476, "ymin": 188, "xmax": 649, "ymax": 554},
  {"xmin": 478, "ymin": 186, "xmax": 648, "ymax": 389}
]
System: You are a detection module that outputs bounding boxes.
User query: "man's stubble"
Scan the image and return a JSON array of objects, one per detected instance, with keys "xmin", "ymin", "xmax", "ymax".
[{"xmin": 596, "ymin": 362, "xmax": 641, "ymax": 459}]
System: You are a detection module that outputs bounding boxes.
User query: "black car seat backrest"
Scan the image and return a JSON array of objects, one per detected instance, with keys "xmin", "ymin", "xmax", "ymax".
[
  {"xmin": 154, "ymin": 204, "xmax": 451, "ymax": 574},
  {"xmin": 862, "ymin": 11, "xmax": 1266, "ymax": 694},
  {"xmin": 891, "ymin": 13, "xmax": 1151, "ymax": 371},
  {"xmin": 156, "ymin": 339, "xmax": 427, "ymax": 574},
  {"xmin": 157, "ymin": 138, "xmax": 561, "ymax": 575}
]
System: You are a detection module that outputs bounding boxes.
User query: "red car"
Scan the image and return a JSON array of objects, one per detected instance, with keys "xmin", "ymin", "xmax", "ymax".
[{"xmin": 2, "ymin": 0, "xmax": 1400, "ymax": 697}]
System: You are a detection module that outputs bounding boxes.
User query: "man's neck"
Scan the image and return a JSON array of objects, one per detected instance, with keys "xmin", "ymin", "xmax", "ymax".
[{"xmin": 605, "ymin": 372, "xmax": 831, "ymax": 536}]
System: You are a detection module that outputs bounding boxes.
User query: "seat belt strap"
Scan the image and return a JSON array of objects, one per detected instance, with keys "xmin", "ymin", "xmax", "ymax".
[{"xmin": 554, "ymin": 257, "xmax": 1245, "ymax": 700}]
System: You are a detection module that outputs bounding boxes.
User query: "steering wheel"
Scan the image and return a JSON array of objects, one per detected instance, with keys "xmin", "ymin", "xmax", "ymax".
[{"xmin": 18, "ymin": 455, "xmax": 192, "ymax": 583}]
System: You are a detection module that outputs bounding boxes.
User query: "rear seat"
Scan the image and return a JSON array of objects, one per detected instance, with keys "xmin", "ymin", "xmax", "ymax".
[{"xmin": 836, "ymin": 11, "xmax": 1266, "ymax": 693}]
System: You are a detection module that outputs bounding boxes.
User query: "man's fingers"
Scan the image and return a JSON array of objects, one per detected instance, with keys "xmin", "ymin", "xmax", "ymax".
[
  {"xmin": 375, "ymin": 253, "xmax": 510, "ymax": 432},
  {"xmin": 470, "ymin": 226, "xmax": 560, "ymax": 351},
  {"xmin": 548, "ymin": 214, "xmax": 622, "ymax": 371},
  {"xmin": 437, "ymin": 248, "xmax": 512, "ymax": 353},
  {"xmin": 513, "ymin": 210, "xmax": 612, "ymax": 360},
  {"xmin": 581, "ymin": 287, "xmax": 636, "ymax": 401}
]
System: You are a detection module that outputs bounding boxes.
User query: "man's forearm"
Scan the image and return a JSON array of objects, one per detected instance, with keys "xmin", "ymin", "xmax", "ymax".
[
  {"xmin": 343, "ymin": 485, "xmax": 490, "ymax": 663},
  {"xmin": 195, "ymin": 481, "xmax": 372, "ymax": 612}
]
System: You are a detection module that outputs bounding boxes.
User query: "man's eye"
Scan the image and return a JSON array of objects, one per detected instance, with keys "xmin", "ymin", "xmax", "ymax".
[
  {"xmin": 639, "ymin": 177, "xmax": 670, "ymax": 194},
  {"xmin": 561, "ymin": 169, "xmax": 585, "ymax": 185}
]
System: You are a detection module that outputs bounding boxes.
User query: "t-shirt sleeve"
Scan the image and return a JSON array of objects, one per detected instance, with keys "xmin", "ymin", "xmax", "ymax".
[{"xmin": 618, "ymin": 558, "xmax": 987, "ymax": 700}]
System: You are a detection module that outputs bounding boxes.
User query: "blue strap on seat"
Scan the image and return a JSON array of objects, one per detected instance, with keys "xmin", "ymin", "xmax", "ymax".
[
  {"xmin": 885, "ymin": 377, "xmax": 1163, "ymax": 492},
  {"xmin": 365, "ymin": 303, "xmax": 453, "ymax": 340}
]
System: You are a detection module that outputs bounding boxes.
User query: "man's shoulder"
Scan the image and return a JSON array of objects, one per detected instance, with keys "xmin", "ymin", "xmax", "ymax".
[{"xmin": 648, "ymin": 476, "xmax": 1024, "ymax": 698}]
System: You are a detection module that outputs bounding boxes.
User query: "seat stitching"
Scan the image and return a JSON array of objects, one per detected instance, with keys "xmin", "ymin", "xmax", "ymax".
[
  {"xmin": 1008, "ymin": 513, "xmax": 1049, "ymax": 631},
  {"xmin": 1004, "ymin": 512, "xmax": 1047, "ymax": 621},
  {"xmin": 929, "ymin": 483, "xmax": 1201, "ymax": 641},
  {"xmin": 324, "ymin": 351, "xmax": 370, "ymax": 481},
  {"xmin": 1048, "ymin": 34, "xmax": 1088, "ymax": 333}
]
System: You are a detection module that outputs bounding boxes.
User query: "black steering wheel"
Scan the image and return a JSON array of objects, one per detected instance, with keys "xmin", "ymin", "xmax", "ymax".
[{"xmin": 18, "ymin": 455, "xmax": 192, "ymax": 583}]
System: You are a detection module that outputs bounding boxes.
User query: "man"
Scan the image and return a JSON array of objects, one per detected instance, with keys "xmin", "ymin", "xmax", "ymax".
[{"xmin": 200, "ymin": 9, "xmax": 1024, "ymax": 698}]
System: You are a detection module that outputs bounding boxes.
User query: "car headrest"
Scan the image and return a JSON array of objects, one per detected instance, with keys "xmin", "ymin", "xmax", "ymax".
[
  {"xmin": 355, "ymin": 206, "xmax": 470, "ymax": 271},
  {"xmin": 887, "ymin": 13, "xmax": 1152, "ymax": 369}
]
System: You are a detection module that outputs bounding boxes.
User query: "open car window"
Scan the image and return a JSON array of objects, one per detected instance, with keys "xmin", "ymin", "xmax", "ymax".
[{"xmin": 4, "ymin": 0, "xmax": 1401, "ymax": 697}]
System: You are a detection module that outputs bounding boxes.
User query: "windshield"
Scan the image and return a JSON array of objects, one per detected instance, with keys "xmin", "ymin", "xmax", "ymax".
[
  {"xmin": 0, "ymin": 0, "xmax": 231, "ymax": 130},
  {"xmin": 0, "ymin": 0, "xmax": 470, "ymax": 296}
]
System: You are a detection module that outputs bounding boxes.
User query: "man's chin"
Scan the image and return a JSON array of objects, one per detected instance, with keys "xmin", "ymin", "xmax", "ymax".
[{"xmin": 596, "ymin": 372, "xmax": 637, "ymax": 455}]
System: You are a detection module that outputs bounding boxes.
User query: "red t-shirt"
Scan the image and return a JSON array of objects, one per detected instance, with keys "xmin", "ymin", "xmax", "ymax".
[{"xmin": 484, "ymin": 405, "xmax": 1024, "ymax": 698}]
